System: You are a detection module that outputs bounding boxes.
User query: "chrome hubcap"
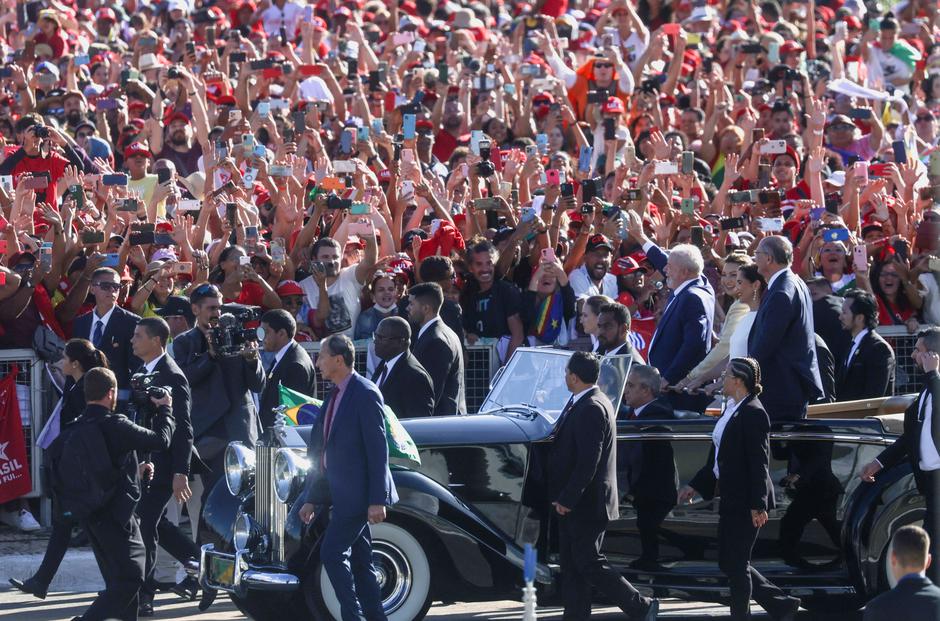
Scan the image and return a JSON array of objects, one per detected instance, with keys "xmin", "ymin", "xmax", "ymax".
[{"xmin": 372, "ymin": 542, "xmax": 412, "ymax": 614}]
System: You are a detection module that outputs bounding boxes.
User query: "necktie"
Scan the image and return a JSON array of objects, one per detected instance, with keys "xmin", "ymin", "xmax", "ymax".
[
  {"xmin": 373, "ymin": 361, "xmax": 388, "ymax": 387},
  {"xmin": 556, "ymin": 396, "xmax": 576, "ymax": 428},
  {"xmin": 321, "ymin": 387, "xmax": 339, "ymax": 469},
  {"xmin": 92, "ymin": 320, "xmax": 104, "ymax": 347}
]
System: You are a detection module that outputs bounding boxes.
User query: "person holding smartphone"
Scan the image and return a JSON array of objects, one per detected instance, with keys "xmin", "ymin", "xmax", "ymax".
[{"xmin": 521, "ymin": 252, "xmax": 577, "ymax": 347}]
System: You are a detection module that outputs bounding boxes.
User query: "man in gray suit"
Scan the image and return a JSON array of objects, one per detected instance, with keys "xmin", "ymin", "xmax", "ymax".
[{"xmin": 172, "ymin": 284, "xmax": 265, "ymax": 495}]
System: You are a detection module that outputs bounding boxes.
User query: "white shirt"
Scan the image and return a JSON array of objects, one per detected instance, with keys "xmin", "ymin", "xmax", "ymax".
[
  {"xmin": 260, "ymin": 0, "xmax": 304, "ymax": 37},
  {"xmin": 271, "ymin": 341, "xmax": 293, "ymax": 372},
  {"xmin": 90, "ymin": 304, "xmax": 117, "ymax": 340},
  {"xmin": 569, "ymin": 387, "xmax": 593, "ymax": 408},
  {"xmin": 376, "ymin": 352, "xmax": 404, "ymax": 387},
  {"xmin": 767, "ymin": 267, "xmax": 789, "ymax": 292},
  {"xmin": 142, "ymin": 353, "xmax": 165, "ymax": 374},
  {"xmin": 919, "ymin": 390, "xmax": 940, "ymax": 471},
  {"xmin": 569, "ymin": 265, "xmax": 617, "ymax": 298},
  {"xmin": 845, "ymin": 328, "xmax": 870, "ymax": 367},
  {"xmin": 417, "ymin": 317, "xmax": 439, "ymax": 342},
  {"xmin": 633, "ymin": 399, "xmax": 654, "ymax": 418},
  {"xmin": 730, "ymin": 311, "xmax": 757, "ymax": 359},
  {"xmin": 299, "ymin": 265, "xmax": 364, "ymax": 338},
  {"xmin": 713, "ymin": 397, "xmax": 744, "ymax": 478}
]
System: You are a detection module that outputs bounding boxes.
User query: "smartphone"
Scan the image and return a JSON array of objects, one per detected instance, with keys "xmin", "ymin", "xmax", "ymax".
[
  {"xmin": 849, "ymin": 108, "xmax": 873, "ymax": 120},
  {"xmin": 239, "ymin": 255, "xmax": 251, "ymax": 266},
  {"xmin": 854, "ymin": 161, "xmax": 869, "ymax": 185},
  {"xmin": 178, "ymin": 199, "xmax": 201, "ymax": 211},
  {"xmin": 822, "ymin": 228, "xmax": 850, "ymax": 242},
  {"xmin": 339, "ymin": 129, "xmax": 354, "ymax": 155},
  {"xmin": 560, "ymin": 182, "xmax": 574, "ymax": 198},
  {"xmin": 654, "ymin": 161, "xmax": 678, "ymax": 175},
  {"xmin": 681, "ymin": 151, "xmax": 694, "ymax": 175},
  {"xmin": 157, "ymin": 167, "xmax": 172, "ymax": 184},
  {"xmin": 681, "ymin": 197, "xmax": 695, "ymax": 215},
  {"xmin": 129, "ymin": 231, "xmax": 155, "ymax": 245},
  {"xmin": 271, "ymin": 238, "xmax": 286, "ymax": 264},
  {"xmin": 102, "ymin": 253, "xmax": 120, "ymax": 268},
  {"xmin": 350, "ymin": 202, "xmax": 371, "ymax": 215},
  {"xmin": 74, "ymin": 54, "xmax": 90, "ymax": 66},
  {"xmin": 536, "ymin": 133, "xmax": 549, "ymax": 156},
  {"xmin": 578, "ymin": 146, "xmax": 593, "ymax": 173},
  {"xmin": 82, "ymin": 230, "xmax": 105, "ymax": 244},
  {"xmin": 102, "ymin": 173, "xmax": 128, "ymax": 186},
  {"xmin": 690, "ymin": 226, "xmax": 704, "ymax": 247},
  {"xmin": 402, "ymin": 114, "xmax": 417, "ymax": 141},
  {"xmin": 760, "ymin": 140, "xmax": 787, "ymax": 155},
  {"xmin": 720, "ymin": 217, "xmax": 744, "ymax": 230},
  {"xmin": 581, "ymin": 177, "xmax": 598, "ymax": 203},
  {"xmin": 21, "ymin": 176, "xmax": 49, "ymax": 190},
  {"xmin": 892, "ymin": 140, "xmax": 907, "ymax": 165},
  {"xmin": 298, "ymin": 64, "xmax": 321, "ymax": 77},
  {"xmin": 545, "ymin": 169, "xmax": 560, "ymax": 186},
  {"xmin": 757, "ymin": 217, "xmax": 785, "ymax": 233},
  {"xmin": 852, "ymin": 244, "xmax": 867, "ymax": 272},
  {"xmin": 226, "ymin": 202, "xmax": 237, "ymax": 227},
  {"xmin": 541, "ymin": 247, "xmax": 556, "ymax": 264},
  {"xmin": 334, "ymin": 160, "xmax": 356, "ymax": 174},
  {"xmin": 154, "ymin": 233, "xmax": 175, "ymax": 246},
  {"xmin": 257, "ymin": 100, "xmax": 271, "ymax": 118},
  {"xmin": 472, "ymin": 198, "xmax": 501, "ymax": 211},
  {"xmin": 603, "ymin": 118, "xmax": 616, "ymax": 141}
]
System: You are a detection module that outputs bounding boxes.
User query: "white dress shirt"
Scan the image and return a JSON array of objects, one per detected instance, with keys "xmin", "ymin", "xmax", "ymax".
[
  {"xmin": 417, "ymin": 317, "xmax": 439, "ymax": 341},
  {"xmin": 919, "ymin": 391, "xmax": 940, "ymax": 471},
  {"xmin": 845, "ymin": 328, "xmax": 870, "ymax": 367},
  {"xmin": 712, "ymin": 397, "xmax": 744, "ymax": 478},
  {"xmin": 142, "ymin": 352, "xmax": 165, "ymax": 374},
  {"xmin": 90, "ymin": 304, "xmax": 117, "ymax": 340},
  {"xmin": 271, "ymin": 341, "xmax": 293, "ymax": 372},
  {"xmin": 766, "ymin": 267, "xmax": 789, "ymax": 291}
]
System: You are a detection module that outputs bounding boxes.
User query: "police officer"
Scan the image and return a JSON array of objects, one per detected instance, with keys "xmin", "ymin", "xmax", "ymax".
[{"xmin": 72, "ymin": 367, "xmax": 175, "ymax": 621}]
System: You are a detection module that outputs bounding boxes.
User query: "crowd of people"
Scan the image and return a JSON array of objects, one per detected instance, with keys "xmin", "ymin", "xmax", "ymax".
[{"xmin": 0, "ymin": 0, "xmax": 939, "ymax": 618}]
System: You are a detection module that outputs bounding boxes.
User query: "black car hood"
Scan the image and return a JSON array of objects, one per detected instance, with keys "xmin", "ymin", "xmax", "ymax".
[{"xmin": 402, "ymin": 412, "xmax": 543, "ymax": 447}]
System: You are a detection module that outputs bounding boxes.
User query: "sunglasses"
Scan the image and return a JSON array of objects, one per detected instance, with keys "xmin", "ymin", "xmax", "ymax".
[
  {"xmin": 594, "ymin": 63, "xmax": 614, "ymax": 69},
  {"xmin": 916, "ymin": 116, "xmax": 935, "ymax": 122},
  {"xmin": 94, "ymin": 281, "xmax": 121, "ymax": 291}
]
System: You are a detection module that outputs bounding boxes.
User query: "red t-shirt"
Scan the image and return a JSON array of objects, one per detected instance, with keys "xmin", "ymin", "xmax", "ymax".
[
  {"xmin": 34, "ymin": 30, "xmax": 68, "ymax": 58},
  {"xmin": 432, "ymin": 130, "xmax": 459, "ymax": 163},
  {"xmin": 10, "ymin": 149, "xmax": 70, "ymax": 200},
  {"xmin": 539, "ymin": 0, "xmax": 568, "ymax": 18}
]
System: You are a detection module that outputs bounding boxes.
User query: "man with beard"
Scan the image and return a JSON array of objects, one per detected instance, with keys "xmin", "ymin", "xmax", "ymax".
[
  {"xmin": 62, "ymin": 92, "xmax": 91, "ymax": 132},
  {"xmin": 0, "ymin": 118, "xmax": 96, "ymax": 202},
  {"xmin": 155, "ymin": 113, "xmax": 203, "ymax": 177},
  {"xmin": 298, "ymin": 235, "xmax": 378, "ymax": 338},
  {"xmin": 431, "ymin": 94, "xmax": 470, "ymax": 162},
  {"xmin": 569, "ymin": 234, "xmax": 618, "ymax": 298},
  {"xmin": 461, "ymin": 240, "xmax": 525, "ymax": 364}
]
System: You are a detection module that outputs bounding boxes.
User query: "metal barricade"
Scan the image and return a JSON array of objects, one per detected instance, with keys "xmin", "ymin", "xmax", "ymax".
[
  {"xmin": 0, "ymin": 349, "xmax": 47, "ymax": 498},
  {"xmin": 876, "ymin": 325, "xmax": 931, "ymax": 395},
  {"xmin": 299, "ymin": 340, "xmax": 500, "ymax": 413}
]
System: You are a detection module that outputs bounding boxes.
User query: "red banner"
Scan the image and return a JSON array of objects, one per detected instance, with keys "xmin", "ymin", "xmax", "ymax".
[{"xmin": 0, "ymin": 366, "xmax": 32, "ymax": 504}]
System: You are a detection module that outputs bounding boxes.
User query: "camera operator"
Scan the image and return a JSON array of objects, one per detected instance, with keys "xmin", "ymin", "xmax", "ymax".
[
  {"xmin": 172, "ymin": 284, "xmax": 265, "ymax": 493},
  {"xmin": 71, "ymin": 367, "xmax": 175, "ymax": 621},
  {"xmin": 130, "ymin": 317, "xmax": 203, "ymax": 616}
]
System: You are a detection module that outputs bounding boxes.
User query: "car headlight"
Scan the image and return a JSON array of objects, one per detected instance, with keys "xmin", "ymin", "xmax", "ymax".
[
  {"xmin": 274, "ymin": 448, "xmax": 309, "ymax": 503},
  {"xmin": 224, "ymin": 442, "xmax": 255, "ymax": 497},
  {"xmin": 233, "ymin": 512, "xmax": 267, "ymax": 553}
]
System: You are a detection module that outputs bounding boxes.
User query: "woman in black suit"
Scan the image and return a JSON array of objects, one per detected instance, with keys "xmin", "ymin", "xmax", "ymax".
[
  {"xmin": 9, "ymin": 339, "xmax": 108, "ymax": 599},
  {"xmin": 677, "ymin": 358, "xmax": 800, "ymax": 620}
]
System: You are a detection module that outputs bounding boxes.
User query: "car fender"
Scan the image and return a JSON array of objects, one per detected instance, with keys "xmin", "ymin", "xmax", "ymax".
[
  {"xmin": 199, "ymin": 476, "xmax": 250, "ymax": 551},
  {"xmin": 842, "ymin": 461, "xmax": 922, "ymax": 598}
]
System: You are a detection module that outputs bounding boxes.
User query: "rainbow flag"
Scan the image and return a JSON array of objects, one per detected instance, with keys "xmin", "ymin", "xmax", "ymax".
[
  {"xmin": 277, "ymin": 384, "xmax": 420, "ymax": 464},
  {"xmin": 533, "ymin": 291, "xmax": 564, "ymax": 344}
]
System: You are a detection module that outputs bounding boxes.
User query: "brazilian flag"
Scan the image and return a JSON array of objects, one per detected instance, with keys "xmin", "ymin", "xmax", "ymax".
[{"xmin": 278, "ymin": 384, "xmax": 421, "ymax": 464}]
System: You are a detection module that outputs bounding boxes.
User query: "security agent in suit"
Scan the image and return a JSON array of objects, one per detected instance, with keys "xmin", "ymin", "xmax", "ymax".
[
  {"xmin": 807, "ymin": 277, "xmax": 852, "ymax": 367},
  {"xmin": 678, "ymin": 358, "xmax": 801, "ymax": 621},
  {"xmin": 749, "ymin": 236, "xmax": 824, "ymax": 421},
  {"xmin": 130, "ymin": 318, "xmax": 201, "ymax": 616},
  {"xmin": 172, "ymin": 284, "xmax": 265, "ymax": 492},
  {"xmin": 860, "ymin": 327, "xmax": 940, "ymax": 583},
  {"xmin": 620, "ymin": 365, "xmax": 677, "ymax": 571},
  {"xmin": 814, "ymin": 333, "xmax": 836, "ymax": 403},
  {"xmin": 596, "ymin": 302, "xmax": 645, "ymax": 362},
  {"xmin": 73, "ymin": 267, "xmax": 142, "ymax": 407},
  {"xmin": 406, "ymin": 282, "xmax": 466, "ymax": 416},
  {"xmin": 548, "ymin": 351, "xmax": 659, "ymax": 621},
  {"xmin": 626, "ymin": 215, "xmax": 714, "ymax": 404},
  {"xmin": 74, "ymin": 367, "xmax": 175, "ymax": 621},
  {"xmin": 258, "ymin": 309, "xmax": 316, "ymax": 429},
  {"xmin": 836, "ymin": 289, "xmax": 895, "ymax": 401},
  {"xmin": 298, "ymin": 335, "xmax": 399, "ymax": 621},
  {"xmin": 863, "ymin": 525, "xmax": 940, "ymax": 621},
  {"xmin": 372, "ymin": 317, "xmax": 434, "ymax": 419}
]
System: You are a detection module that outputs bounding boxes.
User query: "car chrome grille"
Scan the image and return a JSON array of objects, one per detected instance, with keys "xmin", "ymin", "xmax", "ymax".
[{"xmin": 255, "ymin": 443, "xmax": 287, "ymax": 563}]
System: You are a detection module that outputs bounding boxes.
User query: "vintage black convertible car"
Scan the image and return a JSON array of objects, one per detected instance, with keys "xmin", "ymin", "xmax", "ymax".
[{"xmin": 198, "ymin": 348, "xmax": 923, "ymax": 620}]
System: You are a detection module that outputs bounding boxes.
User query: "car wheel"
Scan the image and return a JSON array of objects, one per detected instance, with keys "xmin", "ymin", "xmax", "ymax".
[{"xmin": 311, "ymin": 522, "xmax": 433, "ymax": 621}]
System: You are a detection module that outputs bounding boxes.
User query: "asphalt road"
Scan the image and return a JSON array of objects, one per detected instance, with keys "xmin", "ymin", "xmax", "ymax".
[{"xmin": 0, "ymin": 590, "xmax": 860, "ymax": 620}]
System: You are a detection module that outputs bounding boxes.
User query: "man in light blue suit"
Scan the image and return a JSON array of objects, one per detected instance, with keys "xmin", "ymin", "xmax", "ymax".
[{"xmin": 299, "ymin": 335, "xmax": 398, "ymax": 621}]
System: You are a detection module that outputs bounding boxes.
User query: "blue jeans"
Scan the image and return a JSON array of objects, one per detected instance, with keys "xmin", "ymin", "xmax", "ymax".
[{"xmin": 320, "ymin": 514, "xmax": 386, "ymax": 621}]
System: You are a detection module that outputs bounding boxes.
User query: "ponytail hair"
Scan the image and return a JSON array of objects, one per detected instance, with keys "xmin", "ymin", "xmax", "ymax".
[{"xmin": 64, "ymin": 338, "xmax": 110, "ymax": 373}]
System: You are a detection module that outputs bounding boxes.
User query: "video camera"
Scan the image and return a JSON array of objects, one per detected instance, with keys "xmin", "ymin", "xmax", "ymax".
[
  {"xmin": 209, "ymin": 303, "xmax": 263, "ymax": 357},
  {"xmin": 129, "ymin": 371, "xmax": 171, "ymax": 427}
]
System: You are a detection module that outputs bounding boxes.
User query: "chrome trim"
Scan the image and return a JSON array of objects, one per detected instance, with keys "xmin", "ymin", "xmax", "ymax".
[
  {"xmin": 616, "ymin": 431, "xmax": 891, "ymax": 445},
  {"xmin": 200, "ymin": 543, "xmax": 300, "ymax": 597},
  {"xmin": 255, "ymin": 443, "xmax": 287, "ymax": 563}
]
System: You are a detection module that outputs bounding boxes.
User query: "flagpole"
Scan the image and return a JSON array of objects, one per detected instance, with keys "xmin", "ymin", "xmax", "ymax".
[{"xmin": 522, "ymin": 543, "xmax": 537, "ymax": 621}]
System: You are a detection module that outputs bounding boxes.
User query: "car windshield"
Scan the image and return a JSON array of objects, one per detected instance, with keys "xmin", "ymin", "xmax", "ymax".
[{"xmin": 480, "ymin": 348, "xmax": 632, "ymax": 420}]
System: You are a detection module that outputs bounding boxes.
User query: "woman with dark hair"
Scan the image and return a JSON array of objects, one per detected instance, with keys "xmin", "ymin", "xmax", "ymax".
[
  {"xmin": 679, "ymin": 358, "xmax": 801, "ymax": 620},
  {"xmin": 572, "ymin": 294, "xmax": 614, "ymax": 352},
  {"xmin": 522, "ymin": 256, "xmax": 576, "ymax": 346},
  {"xmin": 208, "ymin": 245, "xmax": 281, "ymax": 309},
  {"xmin": 858, "ymin": 257, "xmax": 923, "ymax": 329},
  {"xmin": 9, "ymin": 339, "xmax": 108, "ymax": 599}
]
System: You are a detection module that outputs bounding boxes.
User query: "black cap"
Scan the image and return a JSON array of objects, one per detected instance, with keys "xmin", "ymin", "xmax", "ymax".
[{"xmin": 155, "ymin": 295, "xmax": 195, "ymax": 325}]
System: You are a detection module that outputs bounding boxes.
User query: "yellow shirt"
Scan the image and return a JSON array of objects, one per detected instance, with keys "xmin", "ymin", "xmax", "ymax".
[{"xmin": 128, "ymin": 174, "xmax": 166, "ymax": 219}]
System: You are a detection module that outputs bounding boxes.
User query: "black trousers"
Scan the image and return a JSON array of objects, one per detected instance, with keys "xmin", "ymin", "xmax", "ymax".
[
  {"xmin": 33, "ymin": 511, "xmax": 74, "ymax": 587},
  {"xmin": 81, "ymin": 512, "xmax": 145, "ymax": 621},
  {"xmin": 138, "ymin": 474, "xmax": 200, "ymax": 601},
  {"xmin": 718, "ymin": 508, "xmax": 791, "ymax": 620},
  {"xmin": 634, "ymin": 498, "xmax": 673, "ymax": 562},
  {"xmin": 558, "ymin": 514, "xmax": 648, "ymax": 621}
]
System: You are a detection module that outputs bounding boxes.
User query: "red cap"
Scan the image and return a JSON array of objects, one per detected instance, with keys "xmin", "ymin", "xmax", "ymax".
[
  {"xmin": 780, "ymin": 41, "xmax": 804, "ymax": 55},
  {"xmin": 166, "ymin": 111, "xmax": 191, "ymax": 125},
  {"xmin": 602, "ymin": 96, "xmax": 625, "ymax": 115},
  {"xmin": 123, "ymin": 142, "xmax": 151, "ymax": 159},
  {"xmin": 96, "ymin": 8, "xmax": 116, "ymax": 22},
  {"xmin": 611, "ymin": 256, "xmax": 646, "ymax": 276},
  {"xmin": 275, "ymin": 280, "xmax": 304, "ymax": 297}
]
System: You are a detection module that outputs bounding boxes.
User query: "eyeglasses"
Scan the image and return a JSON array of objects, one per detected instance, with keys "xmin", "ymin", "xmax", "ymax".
[
  {"xmin": 594, "ymin": 63, "xmax": 614, "ymax": 69},
  {"xmin": 94, "ymin": 282, "xmax": 121, "ymax": 291},
  {"xmin": 77, "ymin": 132, "xmax": 94, "ymax": 139}
]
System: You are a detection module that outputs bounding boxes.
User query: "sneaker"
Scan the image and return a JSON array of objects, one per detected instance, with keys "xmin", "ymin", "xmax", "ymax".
[{"xmin": 0, "ymin": 509, "xmax": 41, "ymax": 532}]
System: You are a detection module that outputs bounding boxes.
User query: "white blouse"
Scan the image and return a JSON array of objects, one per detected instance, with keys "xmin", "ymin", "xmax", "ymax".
[
  {"xmin": 712, "ymin": 397, "xmax": 744, "ymax": 479},
  {"xmin": 729, "ymin": 311, "xmax": 757, "ymax": 359}
]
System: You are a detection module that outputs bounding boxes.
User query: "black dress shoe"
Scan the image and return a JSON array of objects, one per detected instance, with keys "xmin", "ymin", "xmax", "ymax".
[
  {"xmin": 171, "ymin": 576, "xmax": 199, "ymax": 601},
  {"xmin": 198, "ymin": 587, "xmax": 217, "ymax": 612},
  {"xmin": 9, "ymin": 577, "xmax": 48, "ymax": 600},
  {"xmin": 138, "ymin": 601, "xmax": 155, "ymax": 617}
]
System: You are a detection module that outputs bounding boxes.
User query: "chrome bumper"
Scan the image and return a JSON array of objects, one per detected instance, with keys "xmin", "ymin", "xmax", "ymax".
[{"xmin": 199, "ymin": 543, "xmax": 300, "ymax": 597}]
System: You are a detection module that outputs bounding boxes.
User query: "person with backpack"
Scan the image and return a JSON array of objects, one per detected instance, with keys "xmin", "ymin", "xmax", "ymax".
[
  {"xmin": 49, "ymin": 366, "xmax": 174, "ymax": 621},
  {"xmin": 9, "ymin": 339, "xmax": 108, "ymax": 600}
]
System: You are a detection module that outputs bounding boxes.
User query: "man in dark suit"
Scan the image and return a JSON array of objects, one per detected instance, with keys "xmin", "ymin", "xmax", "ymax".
[
  {"xmin": 372, "ymin": 317, "xmax": 434, "ymax": 419},
  {"xmin": 298, "ymin": 335, "xmax": 399, "ymax": 621},
  {"xmin": 258, "ymin": 309, "xmax": 316, "ymax": 429},
  {"xmin": 750, "ymin": 236, "xmax": 824, "ymax": 421},
  {"xmin": 621, "ymin": 365, "xmax": 677, "ymax": 571},
  {"xmin": 836, "ymin": 289, "xmax": 895, "ymax": 401},
  {"xmin": 807, "ymin": 277, "xmax": 852, "ymax": 367},
  {"xmin": 130, "ymin": 317, "xmax": 200, "ymax": 616},
  {"xmin": 407, "ymin": 283, "xmax": 465, "ymax": 416},
  {"xmin": 172, "ymin": 284, "xmax": 265, "ymax": 498},
  {"xmin": 73, "ymin": 267, "xmax": 141, "ymax": 407},
  {"xmin": 596, "ymin": 302, "xmax": 645, "ymax": 362},
  {"xmin": 863, "ymin": 525, "xmax": 940, "ymax": 620},
  {"xmin": 548, "ymin": 351, "xmax": 659, "ymax": 621},
  {"xmin": 814, "ymin": 334, "xmax": 836, "ymax": 403},
  {"xmin": 860, "ymin": 327, "xmax": 940, "ymax": 583},
  {"xmin": 626, "ymin": 215, "xmax": 714, "ymax": 398}
]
